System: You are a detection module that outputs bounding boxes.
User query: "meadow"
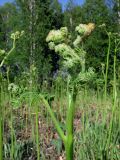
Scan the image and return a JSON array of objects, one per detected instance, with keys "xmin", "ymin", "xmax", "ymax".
[{"xmin": 0, "ymin": 23, "xmax": 120, "ymax": 160}]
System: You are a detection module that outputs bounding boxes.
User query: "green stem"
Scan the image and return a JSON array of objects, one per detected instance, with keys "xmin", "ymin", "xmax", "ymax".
[
  {"xmin": 0, "ymin": 86, "xmax": 3, "ymax": 160},
  {"xmin": 36, "ymin": 105, "xmax": 40, "ymax": 160},
  {"xmin": 113, "ymin": 43, "xmax": 117, "ymax": 105},
  {"xmin": 0, "ymin": 109, "xmax": 3, "ymax": 160},
  {"xmin": 40, "ymin": 86, "xmax": 77, "ymax": 160},
  {"xmin": 0, "ymin": 38, "xmax": 16, "ymax": 68},
  {"xmin": 10, "ymin": 106, "xmax": 14, "ymax": 160},
  {"xmin": 104, "ymin": 32, "xmax": 111, "ymax": 100},
  {"xmin": 65, "ymin": 94, "xmax": 75, "ymax": 160},
  {"xmin": 40, "ymin": 95, "xmax": 66, "ymax": 144},
  {"xmin": 7, "ymin": 67, "xmax": 10, "ymax": 85},
  {"xmin": 105, "ymin": 39, "xmax": 117, "ymax": 151}
]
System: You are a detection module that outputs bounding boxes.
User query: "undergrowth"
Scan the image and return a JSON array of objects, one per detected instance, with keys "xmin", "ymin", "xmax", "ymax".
[{"xmin": 0, "ymin": 26, "xmax": 120, "ymax": 160}]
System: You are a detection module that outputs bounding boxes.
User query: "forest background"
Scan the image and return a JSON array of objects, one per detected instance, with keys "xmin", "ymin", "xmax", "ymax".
[{"xmin": 0, "ymin": 0, "xmax": 120, "ymax": 87}]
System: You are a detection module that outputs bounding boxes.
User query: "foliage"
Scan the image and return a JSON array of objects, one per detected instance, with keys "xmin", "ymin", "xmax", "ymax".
[
  {"xmin": 0, "ymin": 0, "xmax": 63, "ymax": 82},
  {"xmin": 0, "ymin": 1, "xmax": 120, "ymax": 160},
  {"xmin": 63, "ymin": 0, "xmax": 120, "ymax": 85}
]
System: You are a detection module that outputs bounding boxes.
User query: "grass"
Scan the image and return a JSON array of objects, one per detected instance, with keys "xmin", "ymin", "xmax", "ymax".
[
  {"xmin": 0, "ymin": 29, "xmax": 119, "ymax": 160},
  {"xmin": 0, "ymin": 76, "xmax": 120, "ymax": 159}
]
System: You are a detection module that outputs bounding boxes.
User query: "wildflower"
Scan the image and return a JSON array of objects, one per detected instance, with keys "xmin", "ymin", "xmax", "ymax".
[
  {"xmin": 48, "ymin": 42, "xmax": 55, "ymax": 50},
  {"xmin": 75, "ymin": 23, "xmax": 95, "ymax": 37},
  {"xmin": 10, "ymin": 33, "xmax": 15, "ymax": 39},
  {"xmin": 46, "ymin": 30, "xmax": 64, "ymax": 43},
  {"xmin": 8, "ymin": 83, "xmax": 19, "ymax": 94},
  {"xmin": 46, "ymin": 23, "xmax": 95, "ymax": 76},
  {"xmin": 11, "ymin": 31, "xmax": 24, "ymax": 40},
  {"xmin": 75, "ymin": 24, "xmax": 87, "ymax": 35},
  {"xmin": 63, "ymin": 58, "xmax": 74, "ymax": 68},
  {"xmin": 86, "ymin": 23, "xmax": 95, "ymax": 35},
  {"xmin": 55, "ymin": 43, "xmax": 76, "ymax": 59},
  {"xmin": 55, "ymin": 43, "xmax": 68, "ymax": 53},
  {"xmin": 74, "ymin": 23, "xmax": 95, "ymax": 46},
  {"xmin": 60, "ymin": 27, "xmax": 68, "ymax": 37}
]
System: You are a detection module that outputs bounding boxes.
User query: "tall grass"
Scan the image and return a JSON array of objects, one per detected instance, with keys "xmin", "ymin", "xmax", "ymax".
[
  {"xmin": 104, "ymin": 32, "xmax": 111, "ymax": 100},
  {"xmin": 0, "ymin": 29, "xmax": 120, "ymax": 160},
  {"xmin": 0, "ymin": 69, "xmax": 120, "ymax": 159},
  {"xmin": 0, "ymin": 85, "xmax": 3, "ymax": 160}
]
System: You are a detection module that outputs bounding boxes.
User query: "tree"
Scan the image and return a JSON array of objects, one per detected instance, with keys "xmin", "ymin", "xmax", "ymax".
[
  {"xmin": 0, "ymin": 2, "xmax": 25, "ymax": 72},
  {"xmin": 15, "ymin": 0, "xmax": 63, "ymax": 81},
  {"xmin": 64, "ymin": 0, "xmax": 75, "ymax": 30},
  {"xmin": 0, "ymin": 3, "xmax": 19, "ymax": 49},
  {"xmin": 80, "ymin": 0, "xmax": 119, "ymax": 79}
]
